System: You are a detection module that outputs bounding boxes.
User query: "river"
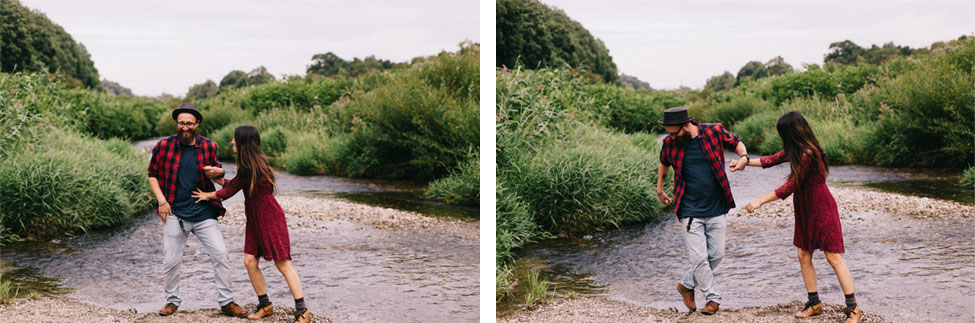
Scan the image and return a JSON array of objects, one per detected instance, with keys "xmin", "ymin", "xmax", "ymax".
[
  {"xmin": 0, "ymin": 138, "xmax": 480, "ymax": 322},
  {"xmin": 501, "ymin": 149, "xmax": 974, "ymax": 322}
]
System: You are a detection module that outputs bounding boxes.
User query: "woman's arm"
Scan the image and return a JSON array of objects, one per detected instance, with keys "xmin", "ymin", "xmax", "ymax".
[{"xmin": 745, "ymin": 191, "xmax": 781, "ymax": 213}]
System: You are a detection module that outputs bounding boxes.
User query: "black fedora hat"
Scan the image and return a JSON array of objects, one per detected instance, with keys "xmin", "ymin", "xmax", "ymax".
[
  {"xmin": 172, "ymin": 102, "xmax": 203, "ymax": 122},
  {"xmin": 658, "ymin": 107, "xmax": 693, "ymax": 125}
]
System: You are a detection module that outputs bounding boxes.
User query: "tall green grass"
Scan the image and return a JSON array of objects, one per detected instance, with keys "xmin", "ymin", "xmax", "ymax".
[{"xmin": 496, "ymin": 68, "xmax": 673, "ymax": 301}]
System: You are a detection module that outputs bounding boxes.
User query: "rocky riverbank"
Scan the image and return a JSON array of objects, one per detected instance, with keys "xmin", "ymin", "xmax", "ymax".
[
  {"xmin": 499, "ymin": 297, "xmax": 887, "ymax": 323},
  {"xmin": 733, "ymin": 186, "xmax": 975, "ymax": 219},
  {"xmin": 0, "ymin": 297, "xmax": 331, "ymax": 323}
]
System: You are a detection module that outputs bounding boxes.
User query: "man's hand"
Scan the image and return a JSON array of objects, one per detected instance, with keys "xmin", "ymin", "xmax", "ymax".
[
  {"xmin": 729, "ymin": 156, "xmax": 747, "ymax": 172},
  {"xmin": 203, "ymin": 166, "xmax": 224, "ymax": 179},
  {"xmin": 657, "ymin": 190, "xmax": 673, "ymax": 204},
  {"xmin": 745, "ymin": 200, "xmax": 762, "ymax": 213},
  {"xmin": 157, "ymin": 202, "xmax": 171, "ymax": 223}
]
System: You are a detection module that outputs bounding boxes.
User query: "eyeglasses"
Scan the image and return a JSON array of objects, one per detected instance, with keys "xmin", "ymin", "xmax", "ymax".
[{"xmin": 177, "ymin": 121, "xmax": 199, "ymax": 128}]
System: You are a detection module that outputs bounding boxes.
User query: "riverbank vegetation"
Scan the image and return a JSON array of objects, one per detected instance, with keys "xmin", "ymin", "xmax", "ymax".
[{"xmin": 1, "ymin": 0, "xmax": 479, "ymax": 246}]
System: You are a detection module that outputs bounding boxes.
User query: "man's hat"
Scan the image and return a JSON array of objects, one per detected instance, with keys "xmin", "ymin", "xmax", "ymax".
[
  {"xmin": 172, "ymin": 103, "xmax": 203, "ymax": 122},
  {"xmin": 658, "ymin": 107, "xmax": 694, "ymax": 125}
]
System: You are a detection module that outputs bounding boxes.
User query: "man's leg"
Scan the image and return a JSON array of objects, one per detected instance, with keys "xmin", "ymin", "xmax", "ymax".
[
  {"xmin": 163, "ymin": 218, "xmax": 189, "ymax": 306},
  {"xmin": 701, "ymin": 214, "xmax": 727, "ymax": 303},
  {"xmin": 191, "ymin": 218, "xmax": 235, "ymax": 306},
  {"xmin": 680, "ymin": 217, "xmax": 709, "ymax": 291}
]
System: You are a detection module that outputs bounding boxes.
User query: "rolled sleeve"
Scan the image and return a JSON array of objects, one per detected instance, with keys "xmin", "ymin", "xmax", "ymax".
[
  {"xmin": 717, "ymin": 123, "xmax": 741, "ymax": 150},
  {"xmin": 147, "ymin": 142, "xmax": 160, "ymax": 178}
]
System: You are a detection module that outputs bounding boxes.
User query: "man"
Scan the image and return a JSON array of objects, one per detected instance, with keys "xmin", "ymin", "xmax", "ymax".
[
  {"xmin": 147, "ymin": 102, "xmax": 246, "ymax": 317},
  {"xmin": 656, "ymin": 107, "xmax": 749, "ymax": 315}
]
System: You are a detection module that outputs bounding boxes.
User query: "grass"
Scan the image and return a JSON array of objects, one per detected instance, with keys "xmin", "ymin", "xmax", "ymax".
[
  {"xmin": 523, "ymin": 269, "xmax": 551, "ymax": 309},
  {"xmin": 961, "ymin": 166, "xmax": 975, "ymax": 189},
  {"xmin": 0, "ymin": 273, "xmax": 14, "ymax": 304}
]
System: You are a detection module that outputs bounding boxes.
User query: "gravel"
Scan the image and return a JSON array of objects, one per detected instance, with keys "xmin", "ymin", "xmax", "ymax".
[
  {"xmin": 0, "ymin": 297, "xmax": 332, "ymax": 323},
  {"xmin": 733, "ymin": 186, "xmax": 975, "ymax": 219},
  {"xmin": 499, "ymin": 297, "xmax": 887, "ymax": 323}
]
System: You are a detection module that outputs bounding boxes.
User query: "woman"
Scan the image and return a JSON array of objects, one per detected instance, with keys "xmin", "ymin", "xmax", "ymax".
[
  {"xmin": 193, "ymin": 125, "xmax": 312, "ymax": 323},
  {"xmin": 733, "ymin": 111, "xmax": 861, "ymax": 323}
]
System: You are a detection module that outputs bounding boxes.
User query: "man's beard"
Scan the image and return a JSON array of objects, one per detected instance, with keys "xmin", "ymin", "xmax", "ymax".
[
  {"xmin": 677, "ymin": 132, "xmax": 692, "ymax": 146},
  {"xmin": 179, "ymin": 130, "xmax": 196, "ymax": 144}
]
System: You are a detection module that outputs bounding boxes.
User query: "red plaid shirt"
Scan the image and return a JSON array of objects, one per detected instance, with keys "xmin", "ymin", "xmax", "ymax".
[
  {"xmin": 659, "ymin": 123, "xmax": 740, "ymax": 216},
  {"xmin": 147, "ymin": 135, "xmax": 225, "ymax": 216}
]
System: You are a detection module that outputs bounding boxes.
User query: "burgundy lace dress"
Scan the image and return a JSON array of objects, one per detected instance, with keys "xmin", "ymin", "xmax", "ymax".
[
  {"xmin": 760, "ymin": 150, "xmax": 845, "ymax": 253},
  {"xmin": 215, "ymin": 176, "xmax": 291, "ymax": 260}
]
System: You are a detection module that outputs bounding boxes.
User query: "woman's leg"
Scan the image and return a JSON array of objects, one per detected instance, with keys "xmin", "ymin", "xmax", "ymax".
[
  {"xmin": 824, "ymin": 251, "xmax": 855, "ymax": 294},
  {"xmin": 274, "ymin": 259, "xmax": 304, "ymax": 299},
  {"xmin": 245, "ymin": 254, "xmax": 267, "ymax": 296},
  {"xmin": 797, "ymin": 248, "xmax": 818, "ymax": 293}
]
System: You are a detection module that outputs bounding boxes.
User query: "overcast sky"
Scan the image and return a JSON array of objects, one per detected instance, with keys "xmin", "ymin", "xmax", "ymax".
[
  {"xmin": 20, "ymin": 0, "xmax": 479, "ymax": 96},
  {"xmin": 540, "ymin": 0, "xmax": 975, "ymax": 90}
]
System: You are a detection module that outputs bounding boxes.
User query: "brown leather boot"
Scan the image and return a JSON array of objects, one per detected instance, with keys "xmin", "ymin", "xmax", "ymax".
[
  {"xmin": 158, "ymin": 303, "xmax": 178, "ymax": 316},
  {"xmin": 844, "ymin": 305, "xmax": 862, "ymax": 323},
  {"xmin": 221, "ymin": 301, "xmax": 248, "ymax": 318},
  {"xmin": 794, "ymin": 302, "xmax": 822, "ymax": 318},
  {"xmin": 294, "ymin": 308, "xmax": 311, "ymax": 323},
  {"xmin": 247, "ymin": 303, "xmax": 273, "ymax": 320},
  {"xmin": 700, "ymin": 301, "xmax": 720, "ymax": 315},
  {"xmin": 676, "ymin": 282, "xmax": 696, "ymax": 312}
]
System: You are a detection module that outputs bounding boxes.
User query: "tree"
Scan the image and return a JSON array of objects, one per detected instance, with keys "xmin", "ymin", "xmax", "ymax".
[
  {"xmin": 246, "ymin": 66, "xmax": 274, "ymax": 86},
  {"xmin": 306, "ymin": 52, "xmax": 406, "ymax": 78},
  {"xmin": 0, "ymin": 0, "xmax": 100, "ymax": 88},
  {"xmin": 497, "ymin": 0, "xmax": 618, "ymax": 83},
  {"xmin": 704, "ymin": 71, "xmax": 736, "ymax": 92},
  {"xmin": 101, "ymin": 79, "xmax": 133, "ymax": 96},
  {"xmin": 619, "ymin": 73, "xmax": 651, "ymax": 90},
  {"xmin": 186, "ymin": 79, "xmax": 218, "ymax": 100},
  {"xmin": 736, "ymin": 61, "xmax": 767, "ymax": 85},
  {"xmin": 825, "ymin": 40, "xmax": 915, "ymax": 66},
  {"xmin": 765, "ymin": 56, "xmax": 793, "ymax": 76},
  {"xmin": 219, "ymin": 70, "xmax": 248, "ymax": 90}
]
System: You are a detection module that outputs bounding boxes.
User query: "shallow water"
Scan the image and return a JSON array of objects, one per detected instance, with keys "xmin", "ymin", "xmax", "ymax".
[
  {"xmin": 0, "ymin": 138, "xmax": 479, "ymax": 322},
  {"xmin": 505, "ymin": 150, "xmax": 975, "ymax": 322}
]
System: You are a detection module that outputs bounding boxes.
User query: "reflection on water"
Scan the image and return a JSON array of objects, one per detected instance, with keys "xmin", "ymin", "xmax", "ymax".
[{"xmin": 1, "ymin": 138, "xmax": 479, "ymax": 322}]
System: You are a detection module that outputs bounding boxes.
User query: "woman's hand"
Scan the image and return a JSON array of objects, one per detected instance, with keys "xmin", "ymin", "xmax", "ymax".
[
  {"xmin": 191, "ymin": 188, "xmax": 214, "ymax": 203},
  {"xmin": 745, "ymin": 199, "xmax": 762, "ymax": 213}
]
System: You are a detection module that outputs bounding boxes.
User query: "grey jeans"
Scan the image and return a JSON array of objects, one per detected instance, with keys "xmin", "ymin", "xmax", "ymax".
[
  {"xmin": 163, "ymin": 217, "xmax": 235, "ymax": 306},
  {"xmin": 679, "ymin": 214, "xmax": 727, "ymax": 303}
]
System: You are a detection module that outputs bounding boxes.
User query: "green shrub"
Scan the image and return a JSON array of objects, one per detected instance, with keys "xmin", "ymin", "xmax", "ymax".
[
  {"xmin": 238, "ymin": 77, "xmax": 352, "ymax": 113},
  {"xmin": 867, "ymin": 40, "xmax": 975, "ymax": 168},
  {"xmin": 196, "ymin": 101, "xmax": 250, "ymax": 136},
  {"xmin": 495, "ymin": 177, "xmax": 544, "ymax": 266},
  {"xmin": 733, "ymin": 110, "xmax": 781, "ymax": 153},
  {"xmin": 413, "ymin": 49, "xmax": 480, "ymax": 103},
  {"xmin": 0, "ymin": 128, "xmax": 152, "ymax": 245},
  {"xmin": 700, "ymin": 94, "xmax": 774, "ymax": 128},
  {"xmin": 511, "ymin": 126, "xmax": 666, "ymax": 235},
  {"xmin": 424, "ymin": 152, "xmax": 480, "ymax": 206},
  {"xmin": 960, "ymin": 166, "xmax": 975, "ymax": 189},
  {"xmin": 279, "ymin": 131, "xmax": 328, "ymax": 175}
]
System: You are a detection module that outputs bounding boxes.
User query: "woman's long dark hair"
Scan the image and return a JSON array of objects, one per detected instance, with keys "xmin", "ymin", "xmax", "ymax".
[
  {"xmin": 234, "ymin": 126, "xmax": 276, "ymax": 195},
  {"xmin": 776, "ymin": 111, "xmax": 828, "ymax": 187}
]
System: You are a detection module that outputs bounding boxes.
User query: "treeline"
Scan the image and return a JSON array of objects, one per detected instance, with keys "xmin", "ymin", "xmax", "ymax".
[
  {"xmin": 0, "ymin": 0, "xmax": 100, "ymax": 88},
  {"xmin": 703, "ymin": 38, "xmax": 944, "ymax": 93},
  {"xmin": 497, "ymin": 0, "xmax": 618, "ymax": 83}
]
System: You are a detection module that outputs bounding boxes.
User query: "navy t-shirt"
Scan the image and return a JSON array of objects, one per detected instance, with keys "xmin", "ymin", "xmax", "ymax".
[
  {"xmin": 171, "ymin": 146, "xmax": 218, "ymax": 222},
  {"xmin": 677, "ymin": 138, "xmax": 727, "ymax": 218}
]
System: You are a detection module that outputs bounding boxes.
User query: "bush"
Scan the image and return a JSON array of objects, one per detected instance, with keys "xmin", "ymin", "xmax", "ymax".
[
  {"xmin": 510, "ymin": 126, "xmax": 667, "ymax": 234},
  {"xmin": 0, "ymin": 128, "xmax": 152, "ymax": 245},
  {"xmin": 733, "ymin": 110, "xmax": 781, "ymax": 153},
  {"xmin": 867, "ymin": 39, "xmax": 975, "ymax": 168},
  {"xmin": 960, "ymin": 166, "xmax": 975, "ymax": 189},
  {"xmin": 424, "ymin": 152, "xmax": 480, "ymax": 206},
  {"xmin": 700, "ymin": 94, "xmax": 774, "ymax": 128},
  {"xmin": 238, "ymin": 77, "xmax": 352, "ymax": 113}
]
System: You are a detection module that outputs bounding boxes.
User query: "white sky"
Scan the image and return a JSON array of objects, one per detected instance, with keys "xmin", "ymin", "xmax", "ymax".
[
  {"xmin": 539, "ymin": 0, "xmax": 975, "ymax": 90},
  {"xmin": 20, "ymin": 0, "xmax": 479, "ymax": 96}
]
